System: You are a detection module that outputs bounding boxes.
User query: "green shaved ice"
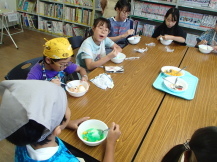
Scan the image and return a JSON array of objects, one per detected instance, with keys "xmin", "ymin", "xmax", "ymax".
[{"xmin": 82, "ymin": 128, "xmax": 104, "ymax": 142}]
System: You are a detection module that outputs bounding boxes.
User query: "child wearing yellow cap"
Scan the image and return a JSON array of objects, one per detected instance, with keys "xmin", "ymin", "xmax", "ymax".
[{"xmin": 27, "ymin": 37, "xmax": 88, "ymax": 86}]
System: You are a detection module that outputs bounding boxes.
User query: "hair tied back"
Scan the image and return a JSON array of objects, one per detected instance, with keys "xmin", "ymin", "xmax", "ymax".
[{"xmin": 183, "ymin": 140, "xmax": 191, "ymax": 151}]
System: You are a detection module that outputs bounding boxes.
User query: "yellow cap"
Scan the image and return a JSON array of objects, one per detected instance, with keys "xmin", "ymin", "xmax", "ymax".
[{"xmin": 43, "ymin": 37, "xmax": 73, "ymax": 59}]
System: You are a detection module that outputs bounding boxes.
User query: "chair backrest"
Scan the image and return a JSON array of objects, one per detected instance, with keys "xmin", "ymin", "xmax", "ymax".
[
  {"xmin": 5, "ymin": 57, "xmax": 43, "ymax": 80},
  {"xmin": 68, "ymin": 36, "xmax": 84, "ymax": 49}
]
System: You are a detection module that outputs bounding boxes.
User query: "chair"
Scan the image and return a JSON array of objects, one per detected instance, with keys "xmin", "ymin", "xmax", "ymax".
[
  {"xmin": 68, "ymin": 36, "xmax": 84, "ymax": 49},
  {"xmin": 5, "ymin": 57, "xmax": 43, "ymax": 80},
  {"xmin": 67, "ymin": 36, "xmax": 83, "ymax": 80}
]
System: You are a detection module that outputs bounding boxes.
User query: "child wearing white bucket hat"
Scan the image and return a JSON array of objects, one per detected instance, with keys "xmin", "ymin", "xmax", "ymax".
[{"xmin": 0, "ymin": 80, "xmax": 121, "ymax": 162}]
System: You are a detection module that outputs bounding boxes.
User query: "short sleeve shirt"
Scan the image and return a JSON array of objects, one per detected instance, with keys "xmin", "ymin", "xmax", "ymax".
[
  {"xmin": 152, "ymin": 24, "xmax": 187, "ymax": 45},
  {"xmin": 15, "ymin": 137, "xmax": 79, "ymax": 162},
  {"xmin": 27, "ymin": 61, "xmax": 78, "ymax": 80},
  {"xmin": 198, "ymin": 29, "xmax": 217, "ymax": 45},
  {"xmin": 76, "ymin": 36, "xmax": 114, "ymax": 69}
]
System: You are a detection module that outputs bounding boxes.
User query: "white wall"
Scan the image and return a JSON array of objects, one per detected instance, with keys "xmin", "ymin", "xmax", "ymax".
[
  {"xmin": 0, "ymin": 0, "xmax": 17, "ymax": 29},
  {"xmin": 0, "ymin": 0, "xmax": 16, "ymax": 11}
]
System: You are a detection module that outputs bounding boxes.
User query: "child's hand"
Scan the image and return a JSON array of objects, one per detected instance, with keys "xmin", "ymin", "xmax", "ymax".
[
  {"xmin": 212, "ymin": 46, "xmax": 217, "ymax": 52},
  {"xmin": 66, "ymin": 117, "xmax": 90, "ymax": 130},
  {"xmin": 107, "ymin": 122, "xmax": 121, "ymax": 144},
  {"xmin": 51, "ymin": 78, "xmax": 61, "ymax": 86},
  {"xmin": 198, "ymin": 40, "xmax": 208, "ymax": 45},
  {"xmin": 123, "ymin": 29, "xmax": 134, "ymax": 38},
  {"xmin": 81, "ymin": 75, "xmax": 88, "ymax": 82},
  {"xmin": 157, "ymin": 35, "xmax": 163, "ymax": 40},
  {"xmin": 108, "ymin": 47, "xmax": 119, "ymax": 58}
]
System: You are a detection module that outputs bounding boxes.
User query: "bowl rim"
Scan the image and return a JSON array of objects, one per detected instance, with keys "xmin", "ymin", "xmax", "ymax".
[
  {"xmin": 198, "ymin": 44, "xmax": 213, "ymax": 51},
  {"xmin": 111, "ymin": 53, "xmax": 126, "ymax": 60},
  {"xmin": 161, "ymin": 66, "xmax": 185, "ymax": 76},
  {"xmin": 163, "ymin": 76, "xmax": 188, "ymax": 92},
  {"xmin": 77, "ymin": 119, "xmax": 108, "ymax": 144},
  {"xmin": 127, "ymin": 36, "xmax": 141, "ymax": 40},
  {"xmin": 65, "ymin": 80, "xmax": 89, "ymax": 94}
]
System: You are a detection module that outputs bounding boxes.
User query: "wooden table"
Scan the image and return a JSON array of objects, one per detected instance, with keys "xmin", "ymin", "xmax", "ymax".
[
  {"xmin": 60, "ymin": 36, "xmax": 188, "ymax": 161},
  {"xmin": 134, "ymin": 47, "xmax": 217, "ymax": 161}
]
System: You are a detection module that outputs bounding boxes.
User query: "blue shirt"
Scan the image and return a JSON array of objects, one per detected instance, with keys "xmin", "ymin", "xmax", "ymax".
[
  {"xmin": 15, "ymin": 137, "xmax": 79, "ymax": 162},
  {"xmin": 108, "ymin": 17, "xmax": 134, "ymax": 44},
  {"xmin": 197, "ymin": 29, "xmax": 217, "ymax": 45}
]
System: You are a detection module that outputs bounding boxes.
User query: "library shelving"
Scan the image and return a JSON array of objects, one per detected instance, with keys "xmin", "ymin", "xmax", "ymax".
[
  {"xmin": 131, "ymin": 0, "xmax": 217, "ymax": 46},
  {"xmin": 17, "ymin": 0, "xmax": 102, "ymax": 37}
]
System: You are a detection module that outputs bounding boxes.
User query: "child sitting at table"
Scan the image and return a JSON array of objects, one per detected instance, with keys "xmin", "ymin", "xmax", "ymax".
[
  {"xmin": 152, "ymin": 8, "xmax": 187, "ymax": 46},
  {"xmin": 196, "ymin": 21, "xmax": 217, "ymax": 52},
  {"xmin": 107, "ymin": 0, "xmax": 135, "ymax": 48},
  {"xmin": 162, "ymin": 126, "xmax": 217, "ymax": 162},
  {"xmin": 0, "ymin": 80, "xmax": 121, "ymax": 162},
  {"xmin": 27, "ymin": 37, "xmax": 88, "ymax": 86},
  {"xmin": 76, "ymin": 17, "xmax": 122, "ymax": 71}
]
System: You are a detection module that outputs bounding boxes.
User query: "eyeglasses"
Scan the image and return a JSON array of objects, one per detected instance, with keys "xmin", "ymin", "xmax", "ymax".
[
  {"xmin": 98, "ymin": 26, "xmax": 110, "ymax": 33},
  {"xmin": 51, "ymin": 59, "xmax": 71, "ymax": 69}
]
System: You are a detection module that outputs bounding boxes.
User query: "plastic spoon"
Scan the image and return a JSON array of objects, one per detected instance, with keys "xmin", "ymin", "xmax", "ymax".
[
  {"xmin": 97, "ymin": 128, "xmax": 110, "ymax": 135},
  {"xmin": 176, "ymin": 66, "xmax": 187, "ymax": 74}
]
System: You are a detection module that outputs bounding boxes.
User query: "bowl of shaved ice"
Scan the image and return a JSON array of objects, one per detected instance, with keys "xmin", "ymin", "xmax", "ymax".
[
  {"xmin": 65, "ymin": 80, "xmax": 89, "ymax": 97},
  {"xmin": 77, "ymin": 119, "xmax": 108, "ymax": 146}
]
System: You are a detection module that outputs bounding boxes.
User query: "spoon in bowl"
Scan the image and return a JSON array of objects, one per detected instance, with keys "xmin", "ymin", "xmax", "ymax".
[
  {"xmin": 175, "ymin": 66, "xmax": 187, "ymax": 74},
  {"xmin": 97, "ymin": 128, "xmax": 110, "ymax": 135},
  {"xmin": 162, "ymin": 77, "xmax": 183, "ymax": 89}
]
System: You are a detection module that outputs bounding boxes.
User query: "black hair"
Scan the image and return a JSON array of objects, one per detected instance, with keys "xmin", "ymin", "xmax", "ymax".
[
  {"xmin": 93, "ymin": 17, "xmax": 111, "ymax": 31},
  {"xmin": 162, "ymin": 126, "xmax": 217, "ymax": 162},
  {"xmin": 163, "ymin": 7, "xmax": 180, "ymax": 27},
  {"xmin": 6, "ymin": 116, "xmax": 67, "ymax": 146},
  {"xmin": 114, "ymin": 0, "xmax": 131, "ymax": 12}
]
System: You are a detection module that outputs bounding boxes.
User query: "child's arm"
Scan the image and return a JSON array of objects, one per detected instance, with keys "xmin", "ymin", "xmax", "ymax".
[
  {"xmin": 85, "ymin": 46, "xmax": 119, "ymax": 70},
  {"xmin": 75, "ymin": 66, "xmax": 88, "ymax": 82},
  {"xmin": 162, "ymin": 35, "xmax": 186, "ymax": 43},
  {"xmin": 111, "ymin": 43, "xmax": 122, "ymax": 53},
  {"xmin": 213, "ymin": 46, "xmax": 217, "ymax": 52},
  {"xmin": 100, "ymin": 0, "xmax": 107, "ymax": 13},
  {"xmin": 103, "ymin": 122, "xmax": 121, "ymax": 162},
  {"xmin": 109, "ymin": 29, "xmax": 135, "ymax": 42},
  {"xmin": 197, "ymin": 40, "xmax": 207, "ymax": 46}
]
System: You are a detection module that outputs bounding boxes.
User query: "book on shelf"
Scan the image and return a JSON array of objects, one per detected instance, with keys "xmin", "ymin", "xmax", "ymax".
[
  {"xmin": 77, "ymin": 8, "xmax": 83, "ymax": 23},
  {"xmin": 18, "ymin": 0, "xmax": 25, "ymax": 10}
]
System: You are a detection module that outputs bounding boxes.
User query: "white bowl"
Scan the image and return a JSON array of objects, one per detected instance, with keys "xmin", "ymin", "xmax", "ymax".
[
  {"xmin": 161, "ymin": 66, "xmax": 185, "ymax": 77},
  {"xmin": 198, "ymin": 45, "xmax": 213, "ymax": 54},
  {"xmin": 163, "ymin": 76, "xmax": 188, "ymax": 93},
  {"xmin": 111, "ymin": 52, "xmax": 126, "ymax": 64},
  {"xmin": 160, "ymin": 38, "xmax": 173, "ymax": 45},
  {"xmin": 77, "ymin": 119, "xmax": 108, "ymax": 146},
  {"xmin": 65, "ymin": 80, "xmax": 89, "ymax": 97},
  {"xmin": 127, "ymin": 36, "xmax": 141, "ymax": 45}
]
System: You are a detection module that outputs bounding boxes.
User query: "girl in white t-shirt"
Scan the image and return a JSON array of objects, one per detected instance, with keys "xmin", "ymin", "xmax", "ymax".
[{"xmin": 76, "ymin": 17, "xmax": 122, "ymax": 71}]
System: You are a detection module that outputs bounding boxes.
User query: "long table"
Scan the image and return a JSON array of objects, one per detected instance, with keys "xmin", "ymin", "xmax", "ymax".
[
  {"xmin": 134, "ymin": 47, "xmax": 217, "ymax": 161},
  {"xmin": 59, "ymin": 36, "xmax": 188, "ymax": 161}
]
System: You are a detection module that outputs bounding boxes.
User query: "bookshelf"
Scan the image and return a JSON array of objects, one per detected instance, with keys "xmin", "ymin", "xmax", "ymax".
[
  {"xmin": 17, "ymin": 0, "xmax": 102, "ymax": 37},
  {"xmin": 131, "ymin": 0, "xmax": 217, "ymax": 46}
]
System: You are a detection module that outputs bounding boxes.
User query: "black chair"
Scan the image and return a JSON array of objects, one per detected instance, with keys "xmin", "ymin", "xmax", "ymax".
[
  {"xmin": 68, "ymin": 36, "xmax": 84, "ymax": 49},
  {"xmin": 5, "ymin": 57, "xmax": 43, "ymax": 80}
]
